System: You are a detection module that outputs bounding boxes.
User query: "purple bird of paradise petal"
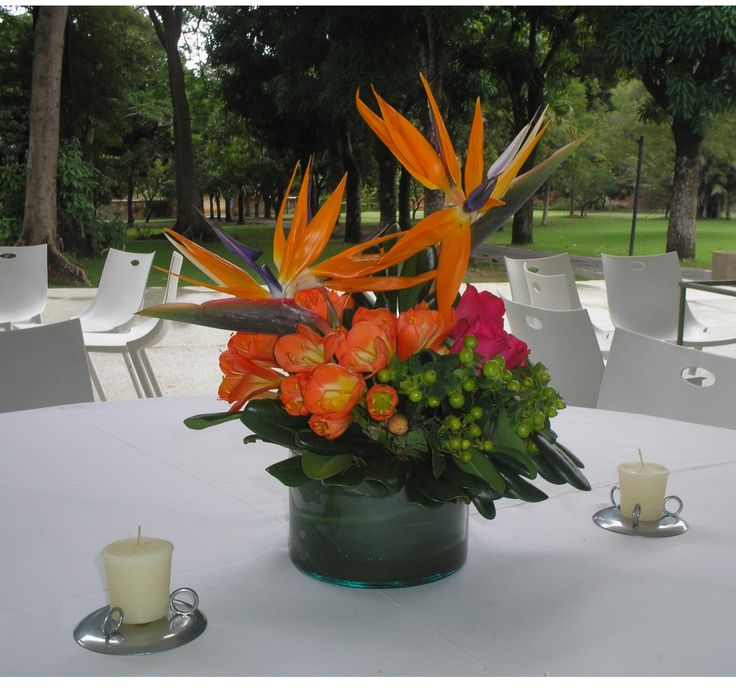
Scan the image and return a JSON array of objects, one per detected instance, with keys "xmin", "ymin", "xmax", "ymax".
[{"xmin": 204, "ymin": 216, "xmax": 283, "ymax": 295}]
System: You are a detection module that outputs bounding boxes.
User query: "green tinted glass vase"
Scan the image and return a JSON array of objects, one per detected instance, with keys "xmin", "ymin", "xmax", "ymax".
[{"xmin": 288, "ymin": 481, "xmax": 469, "ymax": 588}]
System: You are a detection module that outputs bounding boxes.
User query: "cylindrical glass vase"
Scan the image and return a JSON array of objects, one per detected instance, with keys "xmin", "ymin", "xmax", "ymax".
[{"xmin": 289, "ymin": 481, "xmax": 469, "ymax": 588}]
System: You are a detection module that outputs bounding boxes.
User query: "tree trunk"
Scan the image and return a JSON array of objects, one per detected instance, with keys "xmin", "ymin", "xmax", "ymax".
[
  {"xmin": 244, "ymin": 192, "xmax": 251, "ymax": 217},
  {"xmin": 541, "ymin": 181, "xmax": 550, "ymax": 226},
  {"xmin": 399, "ymin": 167, "xmax": 412, "ymax": 230},
  {"xmin": 225, "ymin": 194, "xmax": 232, "ymax": 222},
  {"xmin": 148, "ymin": 7, "xmax": 206, "ymax": 239},
  {"xmin": 215, "ymin": 190, "xmax": 221, "ymax": 221},
  {"xmin": 208, "ymin": 192, "xmax": 214, "ymax": 219},
  {"xmin": 18, "ymin": 6, "xmax": 89, "ymax": 286},
  {"xmin": 263, "ymin": 194, "xmax": 273, "ymax": 219},
  {"xmin": 376, "ymin": 143, "xmax": 397, "ymax": 229},
  {"xmin": 667, "ymin": 119, "xmax": 702, "ymax": 260},
  {"xmin": 127, "ymin": 173, "xmax": 135, "ymax": 226},
  {"xmin": 237, "ymin": 187, "xmax": 245, "ymax": 224},
  {"xmin": 338, "ymin": 125, "xmax": 362, "ymax": 243}
]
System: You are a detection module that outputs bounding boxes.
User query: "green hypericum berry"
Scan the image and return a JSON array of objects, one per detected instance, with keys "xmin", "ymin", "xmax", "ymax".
[
  {"xmin": 482, "ymin": 440, "xmax": 494, "ymax": 452},
  {"xmin": 546, "ymin": 407, "xmax": 558, "ymax": 418},
  {"xmin": 556, "ymin": 399, "xmax": 566, "ymax": 409},
  {"xmin": 460, "ymin": 450, "xmax": 473, "ymax": 464},
  {"xmin": 458, "ymin": 348, "xmax": 474, "ymax": 365},
  {"xmin": 427, "ymin": 395, "xmax": 441, "ymax": 408},
  {"xmin": 461, "ymin": 377, "xmax": 476, "ymax": 393},
  {"xmin": 506, "ymin": 380, "xmax": 521, "ymax": 393},
  {"xmin": 464, "ymin": 335, "xmax": 478, "ymax": 350},
  {"xmin": 423, "ymin": 369, "xmax": 437, "ymax": 384},
  {"xmin": 468, "ymin": 424, "xmax": 482, "ymax": 438},
  {"xmin": 408, "ymin": 389, "xmax": 423, "ymax": 403},
  {"xmin": 470, "ymin": 406, "xmax": 483, "ymax": 420},
  {"xmin": 526, "ymin": 441, "xmax": 539, "ymax": 454},
  {"xmin": 502, "ymin": 371, "xmax": 513, "ymax": 382},
  {"xmin": 377, "ymin": 368, "xmax": 391, "ymax": 384},
  {"xmin": 449, "ymin": 437, "xmax": 462, "ymax": 450},
  {"xmin": 523, "ymin": 377, "xmax": 534, "ymax": 389},
  {"xmin": 449, "ymin": 391, "xmax": 465, "ymax": 409},
  {"xmin": 532, "ymin": 412, "xmax": 546, "ymax": 430},
  {"xmin": 461, "ymin": 438, "xmax": 471, "ymax": 450},
  {"xmin": 482, "ymin": 360, "xmax": 500, "ymax": 378},
  {"xmin": 447, "ymin": 416, "xmax": 462, "ymax": 431},
  {"xmin": 515, "ymin": 422, "xmax": 531, "ymax": 439}
]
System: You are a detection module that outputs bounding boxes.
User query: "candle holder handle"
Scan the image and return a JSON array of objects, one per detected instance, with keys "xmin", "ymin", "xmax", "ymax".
[
  {"xmin": 609, "ymin": 484, "xmax": 620, "ymax": 506},
  {"xmin": 631, "ymin": 503, "xmax": 641, "ymax": 529},
  {"xmin": 169, "ymin": 587, "xmax": 199, "ymax": 617},
  {"xmin": 663, "ymin": 494, "xmax": 684, "ymax": 516},
  {"xmin": 101, "ymin": 606, "xmax": 124, "ymax": 638}
]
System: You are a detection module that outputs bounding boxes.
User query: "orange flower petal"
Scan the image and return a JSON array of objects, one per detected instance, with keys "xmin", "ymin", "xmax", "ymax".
[
  {"xmin": 436, "ymin": 225, "xmax": 471, "ymax": 314},
  {"xmin": 464, "ymin": 98, "xmax": 485, "ymax": 195},
  {"xmin": 419, "ymin": 72, "xmax": 461, "ymax": 188},
  {"xmin": 274, "ymin": 161, "xmax": 300, "ymax": 272}
]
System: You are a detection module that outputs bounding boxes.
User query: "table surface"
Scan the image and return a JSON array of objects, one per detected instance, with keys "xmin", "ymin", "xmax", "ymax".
[{"xmin": 2, "ymin": 395, "xmax": 735, "ymax": 677}]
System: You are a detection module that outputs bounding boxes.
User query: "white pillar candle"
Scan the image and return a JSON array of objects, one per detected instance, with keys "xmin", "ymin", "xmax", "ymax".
[
  {"xmin": 101, "ymin": 536, "xmax": 174, "ymax": 625},
  {"xmin": 617, "ymin": 461, "xmax": 669, "ymax": 522}
]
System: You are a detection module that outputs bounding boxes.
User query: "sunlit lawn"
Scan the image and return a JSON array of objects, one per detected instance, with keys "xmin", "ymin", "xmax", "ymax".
[{"xmin": 60, "ymin": 209, "xmax": 736, "ymax": 287}]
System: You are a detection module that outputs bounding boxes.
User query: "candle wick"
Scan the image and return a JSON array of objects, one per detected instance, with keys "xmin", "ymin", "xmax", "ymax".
[
  {"xmin": 137, "ymin": 525, "xmax": 141, "ymax": 546},
  {"xmin": 638, "ymin": 449, "xmax": 645, "ymax": 466}
]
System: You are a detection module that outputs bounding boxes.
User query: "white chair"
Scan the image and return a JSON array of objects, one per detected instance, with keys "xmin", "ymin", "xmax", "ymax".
[
  {"xmin": 503, "ymin": 298, "xmax": 605, "ymax": 408},
  {"xmin": 601, "ymin": 252, "xmax": 736, "ymax": 348},
  {"xmin": 84, "ymin": 252, "xmax": 183, "ymax": 399},
  {"xmin": 504, "ymin": 253, "xmax": 576, "ymax": 305},
  {"xmin": 74, "ymin": 248, "xmax": 154, "ymax": 333},
  {"xmin": 0, "ymin": 244, "xmax": 47, "ymax": 329},
  {"xmin": 597, "ymin": 328, "xmax": 736, "ymax": 430},
  {"xmin": 524, "ymin": 269, "xmax": 582, "ymax": 310},
  {"xmin": 0, "ymin": 319, "xmax": 94, "ymax": 412}
]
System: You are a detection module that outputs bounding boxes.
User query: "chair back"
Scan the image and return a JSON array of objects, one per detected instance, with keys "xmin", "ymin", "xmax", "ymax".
[
  {"xmin": 77, "ymin": 248, "xmax": 154, "ymax": 332},
  {"xmin": 134, "ymin": 251, "xmax": 183, "ymax": 347},
  {"xmin": 601, "ymin": 252, "xmax": 701, "ymax": 341},
  {"xmin": 0, "ymin": 319, "xmax": 94, "ymax": 412},
  {"xmin": 503, "ymin": 298, "xmax": 604, "ymax": 408},
  {"xmin": 597, "ymin": 328, "xmax": 736, "ymax": 429},
  {"xmin": 0, "ymin": 244, "xmax": 47, "ymax": 327},
  {"xmin": 525, "ymin": 268, "xmax": 582, "ymax": 310},
  {"xmin": 504, "ymin": 253, "xmax": 575, "ymax": 304}
]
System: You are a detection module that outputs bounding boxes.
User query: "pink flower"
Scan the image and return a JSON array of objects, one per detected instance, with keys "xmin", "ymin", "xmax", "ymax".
[{"xmin": 450, "ymin": 284, "xmax": 528, "ymax": 368}]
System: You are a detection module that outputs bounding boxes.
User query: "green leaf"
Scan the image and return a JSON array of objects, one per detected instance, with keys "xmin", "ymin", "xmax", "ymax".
[
  {"xmin": 471, "ymin": 495, "xmax": 496, "ymax": 520},
  {"xmin": 499, "ymin": 469, "xmax": 549, "ymax": 502},
  {"xmin": 535, "ymin": 433, "xmax": 591, "ymax": 491},
  {"xmin": 183, "ymin": 412, "xmax": 242, "ymax": 430},
  {"xmin": 412, "ymin": 471, "xmax": 469, "ymax": 503},
  {"xmin": 301, "ymin": 451, "xmax": 355, "ymax": 480},
  {"xmin": 454, "ymin": 450, "xmax": 506, "ymax": 495},
  {"xmin": 323, "ymin": 465, "xmax": 365, "ymax": 487},
  {"xmin": 364, "ymin": 458, "xmax": 407, "ymax": 494},
  {"xmin": 240, "ymin": 399, "xmax": 307, "ymax": 450},
  {"xmin": 137, "ymin": 298, "xmax": 326, "ymax": 334},
  {"xmin": 265, "ymin": 456, "xmax": 310, "ymax": 487}
]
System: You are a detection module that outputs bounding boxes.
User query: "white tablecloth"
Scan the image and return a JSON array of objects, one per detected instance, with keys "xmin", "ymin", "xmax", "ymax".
[{"xmin": 1, "ymin": 395, "xmax": 735, "ymax": 676}]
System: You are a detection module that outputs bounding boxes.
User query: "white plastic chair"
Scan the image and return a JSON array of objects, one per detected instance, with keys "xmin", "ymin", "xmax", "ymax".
[
  {"xmin": 84, "ymin": 252, "xmax": 183, "ymax": 399},
  {"xmin": 524, "ymin": 269, "xmax": 582, "ymax": 310},
  {"xmin": 597, "ymin": 328, "xmax": 736, "ymax": 430},
  {"xmin": 0, "ymin": 244, "xmax": 47, "ymax": 329},
  {"xmin": 74, "ymin": 248, "xmax": 154, "ymax": 333},
  {"xmin": 0, "ymin": 319, "xmax": 94, "ymax": 412},
  {"xmin": 601, "ymin": 252, "xmax": 736, "ymax": 348},
  {"xmin": 504, "ymin": 253, "xmax": 576, "ymax": 304},
  {"xmin": 503, "ymin": 298, "xmax": 605, "ymax": 408}
]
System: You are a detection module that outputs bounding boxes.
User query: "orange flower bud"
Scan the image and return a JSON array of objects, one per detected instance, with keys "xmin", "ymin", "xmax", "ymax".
[
  {"xmin": 279, "ymin": 373, "xmax": 310, "ymax": 416},
  {"xmin": 387, "ymin": 412, "xmax": 409, "ymax": 436},
  {"xmin": 308, "ymin": 412, "xmax": 353, "ymax": 439},
  {"xmin": 365, "ymin": 384, "xmax": 399, "ymax": 421},
  {"xmin": 227, "ymin": 332, "xmax": 278, "ymax": 365},
  {"xmin": 218, "ymin": 351, "xmax": 284, "ymax": 413},
  {"xmin": 397, "ymin": 302, "xmax": 456, "ymax": 360}
]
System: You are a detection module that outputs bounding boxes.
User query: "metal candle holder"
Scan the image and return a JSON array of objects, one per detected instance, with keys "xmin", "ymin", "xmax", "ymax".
[
  {"xmin": 74, "ymin": 587, "xmax": 206, "ymax": 655},
  {"xmin": 593, "ymin": 485, "xmax": 689, "ymax": 537}
]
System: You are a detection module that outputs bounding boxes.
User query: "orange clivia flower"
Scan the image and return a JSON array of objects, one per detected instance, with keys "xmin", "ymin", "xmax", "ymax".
[
  {"xmin": 397, "ymin": 302, "xmax": 456, "ymax": 360},
  {"xmin": 279, "ymin": 373, "xmax": 310, "ymax": 417},
  {"xmin": 227, "ymin": 332, "xmax": 278, "ymax": 365},
  {"xmin": 302, "ymin": 363, "xmax": 366, "ymax": 417},
  {"xmin": 352, "ymin": 307, "xmax": 398, "ymax": 343},
  {"xmin": 274, "ymin": 324, "xmax": 338, "ymax": 373},
  {"xmin": 356, "ymin": 73, "xmax": 547, "ymax": 313},
  {"xmin": 308, "ymin": 412, "xmax": 353, "ymax": 439},
  {"xmin": 218, "ymin": 351, "xmax": 284, "ymax": 413},
  {"xmin": 365, "ymin": 384, "xmax": 399, "ymax": 422},
  {"xmin": 294, "ymin": 288, "xmax": 354, "ymax": 325},
  {"xmin": 335, "ymin": 321, "xmax": 393, "ymax": 374}
]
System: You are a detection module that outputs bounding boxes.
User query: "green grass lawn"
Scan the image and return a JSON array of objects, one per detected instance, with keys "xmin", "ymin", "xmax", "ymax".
[{"xmin": 59, "ymin": 209, "xmax": 736, "ymax": 287}]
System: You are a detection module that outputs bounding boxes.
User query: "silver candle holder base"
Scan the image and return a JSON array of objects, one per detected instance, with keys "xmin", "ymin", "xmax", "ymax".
[
  {"xmin": 74, "ymin": 587, "xmax": 206, "ymax": 655},
  {"xmin": 593, "ymin": 485, "xmax": 688, "ymax": 537}
]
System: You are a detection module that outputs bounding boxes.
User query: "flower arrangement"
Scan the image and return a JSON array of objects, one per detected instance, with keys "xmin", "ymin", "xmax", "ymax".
[{"xmin": 141, "ymin": 74, "xmax": 591, "ymax": 521}]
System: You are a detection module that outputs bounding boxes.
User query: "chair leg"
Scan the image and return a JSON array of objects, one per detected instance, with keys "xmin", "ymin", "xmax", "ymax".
[
  {"xmin": 86, "ymin": 353, "xmax": 106, "ymax": 402},
  {"xmin": 128, "ymin": 349, "xmax": 155, "ymax": 398},
  {"xmin": 138, "ymin": 349, "xmax": 162, "ymax": 397},
  {"xmin": 122, "ymin": 351, "xmax": 146, "ymax": 398}
]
